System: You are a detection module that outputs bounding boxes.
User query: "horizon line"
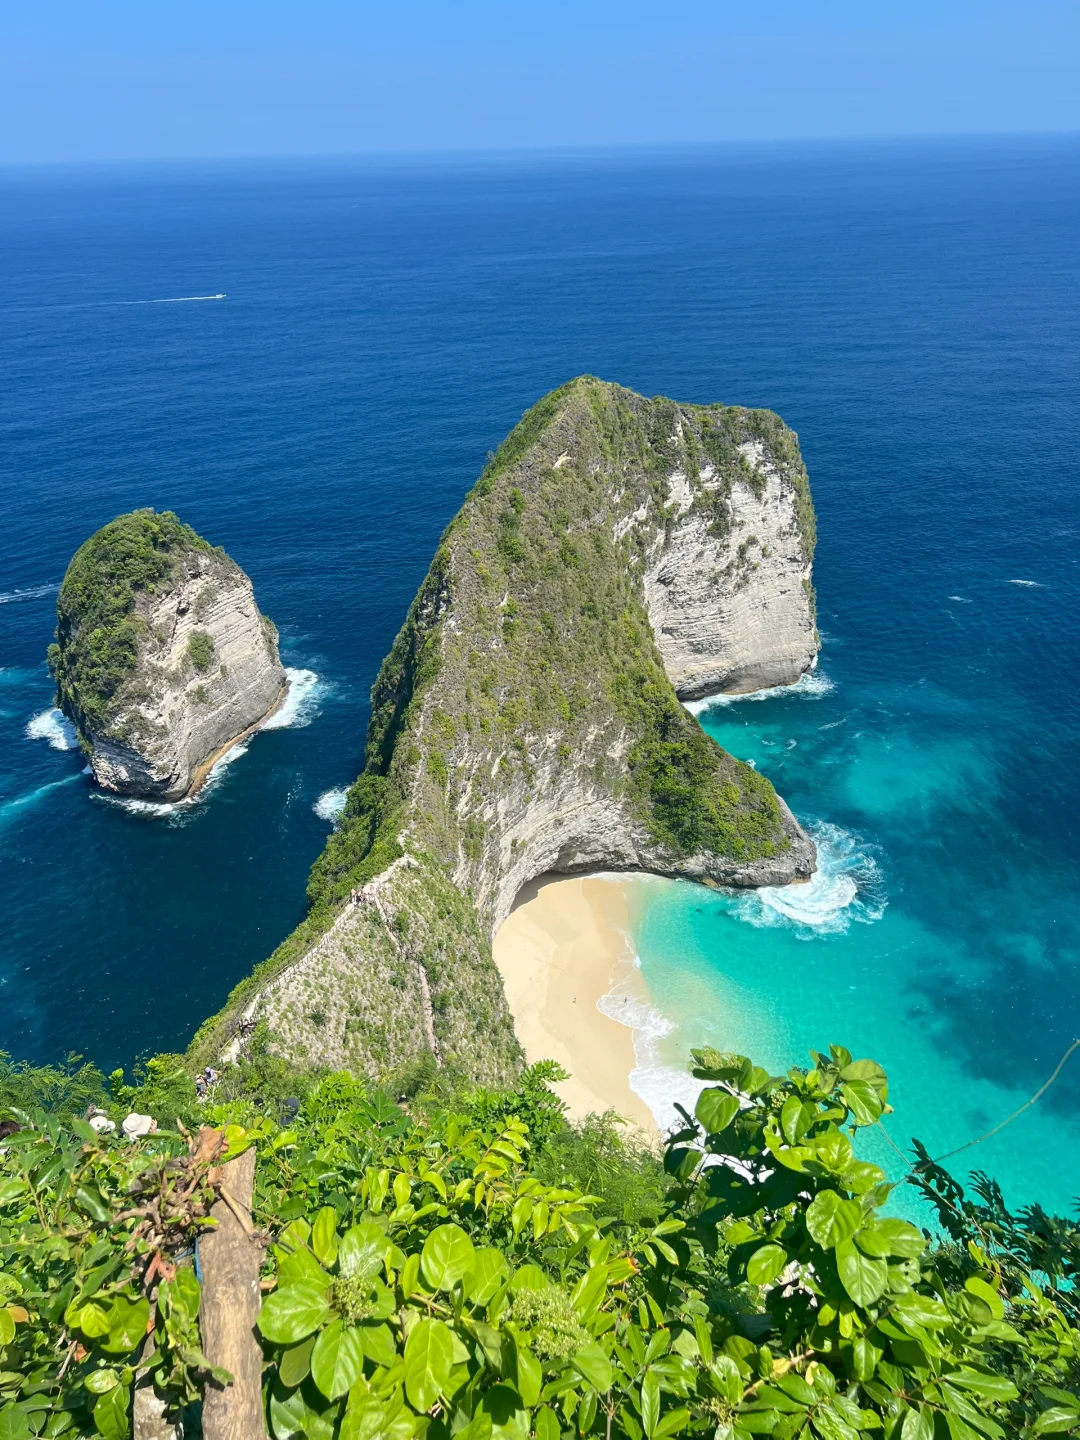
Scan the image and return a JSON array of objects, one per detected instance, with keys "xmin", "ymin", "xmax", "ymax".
[{"xmin": 3, "ymin": 127, "xmax": 1079, "ymax": 171}]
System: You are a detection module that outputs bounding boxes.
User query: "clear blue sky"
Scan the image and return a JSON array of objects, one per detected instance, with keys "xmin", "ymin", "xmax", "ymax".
[{"xmin": 3, "ymin": 0, "xmax": 1078, "ymax": 163}]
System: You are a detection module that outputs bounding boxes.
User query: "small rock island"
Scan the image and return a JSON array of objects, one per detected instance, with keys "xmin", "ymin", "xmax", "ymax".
[{"xmin": 49, "ymin": 509, "xmax": 286, "ymax": 800}]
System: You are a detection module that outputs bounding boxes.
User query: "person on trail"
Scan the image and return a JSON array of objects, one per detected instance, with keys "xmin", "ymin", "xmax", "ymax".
[{"xmin": 195, "ymin": 1073, "xmax": 207, "ymax": 1100}]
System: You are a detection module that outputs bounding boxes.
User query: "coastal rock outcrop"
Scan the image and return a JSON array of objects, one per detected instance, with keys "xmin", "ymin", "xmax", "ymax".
[
  {"xmin": 49, "ymin": 509, "xmax": 286, "ymax": 800},
  {"xmin": 196, "ymin": 379, "xmax": 819, "ymax": 1085}
]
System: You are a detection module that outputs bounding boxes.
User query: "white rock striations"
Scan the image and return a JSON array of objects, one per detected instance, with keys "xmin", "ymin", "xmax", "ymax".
[
  {"xmin": 51, "ymin": 510, "xmax": 286, "ymax": 801},
  {"xmin": 644, "ymin": 441, "xmax": 818, "ymax": 698}
]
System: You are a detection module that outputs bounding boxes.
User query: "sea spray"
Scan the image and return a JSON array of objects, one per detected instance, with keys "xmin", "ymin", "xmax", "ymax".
[
  {"xmin": 730, "ymin": 821, "xmax": 885, "ymax": 936},
  {"xmin": 261, "ymin": 668, "xmax": 322, "ymax": 729},
  {"xmin": 25, "ymin": 709, "xmax": 78, "ymax": 751},
  {"xmin": 683, "ymin": 668, "xmax": 834, "ymax": 717},
  {"xmin": 314, "ymin": 787, "xmax": 348, "ymax": 823}
]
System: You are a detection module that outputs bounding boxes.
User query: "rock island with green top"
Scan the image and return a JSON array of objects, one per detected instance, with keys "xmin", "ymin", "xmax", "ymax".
[{"xmin": 49, "ymin": 508, "xmax": 286, "ymax": 801}]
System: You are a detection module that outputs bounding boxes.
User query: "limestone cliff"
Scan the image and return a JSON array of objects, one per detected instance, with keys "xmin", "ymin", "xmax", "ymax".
[
  {"xmin": 194, "ymin": 379, "xmax": 819, "ymax": 1085},
  {"xmin": 49, "ymin": 509, "xmax": 286, "ymax": 801}
]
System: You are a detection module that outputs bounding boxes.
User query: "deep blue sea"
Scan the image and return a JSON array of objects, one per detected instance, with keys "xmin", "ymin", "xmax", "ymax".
[{"xmin": 2, "ymin": 139, "xmax": 1078, "ymax": 1212}]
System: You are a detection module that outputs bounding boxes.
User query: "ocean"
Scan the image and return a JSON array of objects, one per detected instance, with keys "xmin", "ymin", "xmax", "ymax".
[{"xmin": 2, "ymin": 139, "xmax": 1078, "ymax": 1212}]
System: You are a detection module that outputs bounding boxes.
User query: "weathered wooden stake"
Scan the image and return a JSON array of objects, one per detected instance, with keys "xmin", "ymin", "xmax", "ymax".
[{"xmin": 200, "ymin": 1144, "xmax": 266, "ymax": 1440}]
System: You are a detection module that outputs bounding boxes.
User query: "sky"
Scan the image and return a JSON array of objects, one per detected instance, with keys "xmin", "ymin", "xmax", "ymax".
[{"xmin": 2, "ymin": 0, "xmax": 1079, "ymax": 164}]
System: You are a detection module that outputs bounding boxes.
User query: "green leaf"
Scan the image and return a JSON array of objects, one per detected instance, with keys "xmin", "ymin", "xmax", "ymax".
[
  {"xmin": 78, "ymin": 1303, "xmax": 112, "ymax": 1339},
  {"xmin": 515, "ymin": 1346, "xmax": 542, "ymax": 1407},
  {"xmin": 92, "ymin": 1385, "xmax": 130, "ymax": 1440},
  {"xmin": 900, "ymin": 1407, "xmax": 933, "ymax": 1440},
  {"xmin": 840, "ymin": 1081, "xmax": 883, "ymax": 1126},
  {"xmin": 357, "ymin": 1322, "xmax": 397, "ymax": 1369},
  {"xmin": 258, "ymin": 1284, "xmax": 331, "ymax": 1345},
  {"xmin": 1032, "ymin": 1407, "xmax": 1080, "ymax": 1435},
  {"xmin": 0, "ymin": 1316, "xmax": 12, "ymax": 1349},
  {"xmin": 340, "ymin": 1389, "xmax": 387, "ymax": 1440},
  {"xmin": 654, "ymin": 1410, "xmax": 691, "ymax": 1439},
  {"xmin": 963, "ymin": 1278, "xmax": 1004, "ymax": 1321},
  {"xmin": 573, "ymin": 1343, "xmax": 612, "ymax": 1393},
  {"xmin": 269, "ymin": 1379, "xmax": 336, "ymax": 1440},
  {"xmin": 479, "ymin": 1383, "xmax": 528, "ymax": 1440},
  {"xmin": 535, "ymin": 1408, "xmax": 561, "ymax": 1440},
  {"xmin": 812, "ymin": 1406, "xmax": 859, "ymax": 1440},
  {"xmin": 835, "ymin": 1241, "xmax": 887, "ymax": 1307},
  {"xmin": 164, "ymin": 1265, "xmax": 200, "ymax": 1321},
  {"xmin": 279, "ymin": 1335, "xmax": 317, "ymax": 1389},
  {"xmin": 101, "ymin": 1297, "xmax": 150, "ymax": 1356},
  {"xmin": 0, "ymin": 1407, "xmax": 31, "ymax": 1440},
  {"xmin": 780, "ymin": 1097, "xmax": 815, "ymax": 1147},
  {"xmin": 403, "ymin": 1318, "xmax": 454, "ymax": 1412},
  {"xmin": 850, "ymin": 1335, "xmax": 882, "ymax": 1382},
  {"xmin": 84, "ymin": 1371, "xmax": 121, "ymax": 1396},
  {"xmin": 746, "ymin": 1245, "xmax": 788, "ymax": 1287},
  {"xmin": 946, "ymin": 1369, "xmax": 1018, "ymax": 1402},
  {"xmin": 311, "ymin": 1320, "xmax": 364, "ymax": 1401},
  {"xmin": 465, "ymin": 1249, "xmax": 509, "ymax": 1306},
  {"xmin": 276, "ymin": 1247, "xmax": 332, "ymax": 1292},
  {"xmin": 708, "ymin": 1356, "xmax": 743, "ymax": 1405},
  {"xmin": 875, "ymin": 1219, "xmax": 925, "ymax": 1259},
  {"xmin": 695, "ymin": 1088, "xmax": 740, "ymax": 1134},
  {"xmin": 420, "ymin": 1224, "xmax": 476, "ymax": 1292},
  {"xmin": 311, "ymin": 1208, "xmax": 339, "ymax": 1267},
  {"xmin": 641, "ymin": 1372, "xmax": 660, "ymax": 1440},
  {"xmin": 74, "ymin": 1186, "xmax": 112, "ymax": 1224},
  {"xmin": 338, "ymin": 1223, "xmax": 387, "ymax": 1283},
  {"xmin": 805, "ymin": 1191, "xmax": 861, "ymax": 1249}
]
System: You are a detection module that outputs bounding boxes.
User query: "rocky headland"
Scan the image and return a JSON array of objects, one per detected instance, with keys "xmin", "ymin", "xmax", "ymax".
[
  {"xmin": 49, "ymin": 509, "xmax": 286, "ymax": 801},
  {"xmin": 193, "ymin": 378, "xmax": 820, "ymax": 1087}
]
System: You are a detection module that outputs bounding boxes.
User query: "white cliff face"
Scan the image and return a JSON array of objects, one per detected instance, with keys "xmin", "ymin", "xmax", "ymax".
[
  {"xmin": 644, "ymin": 445, "xmax": 817, "ymax": 699},
  {"xmin": 89, "ymin": 552, "xmax": 286, "ymax": 800}
]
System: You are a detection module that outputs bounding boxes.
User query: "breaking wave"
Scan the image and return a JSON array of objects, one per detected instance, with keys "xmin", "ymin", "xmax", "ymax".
[
  {"xmin": 261, "ymin": 669, "xmax": 321, "ymax": 729},
  {"xmin": 314, "ymin": 787, "xmax": 348, "ymax": 823},
  {"xmin": 729, "ymin": 821, "xmax": 885, "ymax": 936},
  {"xmin": 25, "ymin": 708, "xmax": 78, "ymax": 751},
  {"xmin": 684, "ymin": 669, "xmax": 834, "ymax": 716}
]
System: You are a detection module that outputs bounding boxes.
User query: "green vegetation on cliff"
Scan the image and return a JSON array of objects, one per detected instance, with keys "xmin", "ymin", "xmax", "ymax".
[
  {"xmin": 195, "ymin": 378, "xmax": 817, "ymax": 1084},
  {"xmin": 2, "ymin": 1043, "xmax": 1077, "ymax": 1440},
  {"xmin": 48, "ymin": 509, "xmax": 224, "ymax": 737},
  {"xmin": 310, "ymin": 378, "xmax": 809, "ymax": 912}
]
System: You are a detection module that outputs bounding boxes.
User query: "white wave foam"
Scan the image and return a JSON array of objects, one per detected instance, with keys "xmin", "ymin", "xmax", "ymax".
[
  {"xmin": 93, "ymin": 741, "xmax": 251, "ymax": 820},
  {"xmin": 261, "ymin": 669, "xmax": 321, "ymax": 730},
  {"xmin": 1008, "ymin": 579, "xmax": 1041, "ymax": 587},
  {"xmin": 947, "ymin": 595, "xmax": 973, "ymax": 604},
  {"xmin": 314, "ymin": 787, "xmax": 348, "ymax": 823},
  {"xmin": 731, "ymin": 821, "xmax": 885, "ymax": 936},
  {"xmin": 0, "ymin": 582, "xmax": 58, "ymax": 605},
  {"xmin": 25, "ymin": 708, "xmax": 78, "ymax": 750},
  {"xmin": 0, "ymin": 773, "xmax": 81, "ymax": 828},
  {"xmin": 598, "ymin": 960, "xmax": 706, "ymax": 1135},
  {"xmin": 684, "ymin": 669, "xmax": 834, "ymax": 716},
  {"xmin": 94, "ymin": 793, "xmax": 184, "ymax": 819}
]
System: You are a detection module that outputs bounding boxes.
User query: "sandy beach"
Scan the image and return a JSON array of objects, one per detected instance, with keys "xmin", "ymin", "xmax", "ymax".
[{"xmin": 493, "ymin": 875, "xmax": 656, "ymax": 1131}]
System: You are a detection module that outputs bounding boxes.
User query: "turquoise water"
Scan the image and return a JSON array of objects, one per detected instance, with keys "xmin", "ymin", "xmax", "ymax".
[
  {"xmin": 628, "ymin": 651, "xmax": 1080, "ymax": 1214},
  {"xmin": 1, "ymin": 141, "xmax": 1078, "ymax": 1219}
]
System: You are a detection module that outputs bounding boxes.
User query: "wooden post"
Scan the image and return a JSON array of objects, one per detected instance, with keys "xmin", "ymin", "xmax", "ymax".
[{"xmin": 200, "ymin": 1146, "xmax": 266, "ymax": 1440}]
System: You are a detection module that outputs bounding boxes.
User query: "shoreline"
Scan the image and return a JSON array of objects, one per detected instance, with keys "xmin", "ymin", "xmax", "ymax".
[{"xmin": 493, "ymin": 874, "xmax": 657, "ymax": 1133}]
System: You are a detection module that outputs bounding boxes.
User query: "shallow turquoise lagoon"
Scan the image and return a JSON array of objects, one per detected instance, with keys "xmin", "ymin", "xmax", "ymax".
[{"xmin": 628, "ymin": 656, "xmax": 1080, "ymax": 1218}]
